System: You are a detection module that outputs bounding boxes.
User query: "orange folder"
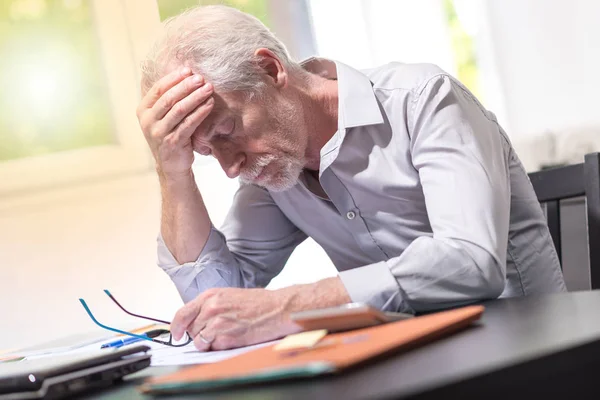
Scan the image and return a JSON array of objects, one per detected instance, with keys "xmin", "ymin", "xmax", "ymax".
[{"xmin": 141, "ymin": 305, "xmax": 484, "ymax": 394}]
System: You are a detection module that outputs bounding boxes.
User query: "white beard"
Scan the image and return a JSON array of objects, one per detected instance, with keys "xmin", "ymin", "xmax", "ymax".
[
  {"xmin": 239, "ymin": 99, "xmax": 307, "ymax": 192},
  {"xmin": 239, "ymin": 153, "xmax": 304, "ymax": 192}
]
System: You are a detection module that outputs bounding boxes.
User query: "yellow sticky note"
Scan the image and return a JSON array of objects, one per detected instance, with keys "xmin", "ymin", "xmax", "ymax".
[{"xmin": 274, "ymin": 329, "xmax": 328, "ymax": 351}]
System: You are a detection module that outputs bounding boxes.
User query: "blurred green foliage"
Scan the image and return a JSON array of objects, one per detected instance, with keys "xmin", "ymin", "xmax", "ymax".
[
  {"xmin": 0, "ymin": 0, "xmax": 114, "ymax": 162},
  {"xmin": 157, "ymin": 0, "xmax": 269, "ymax": 25},
  {"xmin": 443, "ymin": 0, "xmax": 480, "ymax": 99}
]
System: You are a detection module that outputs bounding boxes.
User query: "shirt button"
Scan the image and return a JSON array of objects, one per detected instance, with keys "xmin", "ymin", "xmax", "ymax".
[{"xmin": 346, "ymin": 211, "xmax": 356, "ymax": 220}]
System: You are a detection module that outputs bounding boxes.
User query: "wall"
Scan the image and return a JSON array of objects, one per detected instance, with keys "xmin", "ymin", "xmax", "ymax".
[
  {"xmin": 1, "ymin": 172, "xmax": 176, "ymax": 348},
  {"xmin": 308, "ymin": 0, "xmax": 455, "ymax": 73},
  {"xmin": 482, "ymin": 0, "xmax": 600, "ymax": 137}
]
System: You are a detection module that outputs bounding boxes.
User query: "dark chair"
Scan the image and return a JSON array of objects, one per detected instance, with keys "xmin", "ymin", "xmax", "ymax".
[{"xmin": 528, "ymin": 152, "xmax": 600, "ymax": 290}]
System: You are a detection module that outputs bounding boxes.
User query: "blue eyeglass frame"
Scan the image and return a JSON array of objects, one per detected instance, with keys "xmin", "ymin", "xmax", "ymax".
[{"xmin": 79, "ymin": 290, "xmax": 192, "ymax": 347}]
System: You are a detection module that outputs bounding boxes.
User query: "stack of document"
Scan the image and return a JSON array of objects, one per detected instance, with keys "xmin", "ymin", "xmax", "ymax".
[{"xmin": 1, "ymin": 333, "xmax": 278, "ymax": 367}]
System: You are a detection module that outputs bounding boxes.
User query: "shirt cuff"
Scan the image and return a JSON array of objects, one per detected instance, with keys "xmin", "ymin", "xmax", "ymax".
[{"xmin": 338, "ymin": 261, "xmax": 413, "ymax": 313}]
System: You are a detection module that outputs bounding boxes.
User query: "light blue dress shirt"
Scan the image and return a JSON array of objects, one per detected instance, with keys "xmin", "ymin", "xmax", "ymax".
[{"xmin": 157, "ymin": 58, "xmax": 566, "ymax": 313}]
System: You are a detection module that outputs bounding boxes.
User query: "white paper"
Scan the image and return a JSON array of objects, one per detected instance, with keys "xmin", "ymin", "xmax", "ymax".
[
  {"xmin": 147, "ymin": 340, "xmax": 279, "ymax": 366},
  {"xmin": 13, "ymin": 336, "xmax": 112, "ymax": 360},
  {"xmin": 15, "ymin": 336, "xmax": 278, "ymax": 367}
]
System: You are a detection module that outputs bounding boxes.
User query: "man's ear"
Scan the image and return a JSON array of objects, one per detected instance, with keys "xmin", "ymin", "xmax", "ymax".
[{"xmin": 254, "ymin": 48, "xmax": 287, "ymax": 89}]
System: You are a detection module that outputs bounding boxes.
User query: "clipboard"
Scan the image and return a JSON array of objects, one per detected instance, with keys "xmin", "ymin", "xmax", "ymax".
[{"xmin": 141, "ymin": 305, "xmax": 484, "ymax": 395}]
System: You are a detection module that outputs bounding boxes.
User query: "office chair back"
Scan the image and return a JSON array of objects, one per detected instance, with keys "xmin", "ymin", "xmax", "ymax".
[{"xmin": 528, "ymin": 152, "xmax": 600, "ymax": 290}]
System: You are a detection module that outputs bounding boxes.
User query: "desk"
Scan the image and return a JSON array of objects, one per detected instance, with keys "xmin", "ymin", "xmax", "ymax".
[{"xmin": 90, "ymin": 290, "xmax": 600, "ymax": 399}]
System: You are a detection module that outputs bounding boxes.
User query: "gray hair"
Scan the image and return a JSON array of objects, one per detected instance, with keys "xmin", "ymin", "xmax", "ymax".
[{"xmin": 140, "ymin": 5, "xmax": 302, "ymax": 96}]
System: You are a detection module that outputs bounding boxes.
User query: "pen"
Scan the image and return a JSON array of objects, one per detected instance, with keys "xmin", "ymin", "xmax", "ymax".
[
  {"xmin": 101, "ymin": 336, "xmax": 145, "ymax": 349},
  {"xmin": 100, "ymin": 329, "xmax": 169, "ymax": 349}
]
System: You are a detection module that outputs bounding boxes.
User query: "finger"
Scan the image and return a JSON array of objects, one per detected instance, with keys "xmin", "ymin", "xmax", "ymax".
[
  {"xmin": 192, "ymin": 331, "xmax": 212, "ymax": 352},
  {"xmin": 192, "ymin": 312, "xmax": 233, "ymax": 352},
  {"xmin": 211, "ymin": 334, "xmax": 239, "ymax": 351},
  {"xmin": 151, "ymin": 74, "xmax": 208, "ymax": 122},
  {"xmin": 171, "ymin": 299, "xmax": 202, "ymax": 341},
  {"xmin": 140, "ymin": 67, "xmax": 192, "ymax": 110},
  {"xmin": 187, "ymin": 294, "xmax": 221, "ymax": 338},
  {"xmin": 202, "ymin": 316, "xmax": 242, "ymax": 351},
  {"xmin": 188, "ymin": 312, "xmax": 209, "ymax": 340},
  {"xmin": 171, "ymin": 289, "xmax": 217, "ymax": 340},
  {"xmin": 159, "ymin": 82, "xmax": 214, "ymax": 134},
  {"xmin": 168, "ymin": 96, "xmax": 215, "ymax": 143}
]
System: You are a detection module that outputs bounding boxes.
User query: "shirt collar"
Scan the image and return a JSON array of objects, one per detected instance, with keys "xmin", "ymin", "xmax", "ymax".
[{"xmin": 300, "ymin": 57, "xmax": 384, "ymax": 129}]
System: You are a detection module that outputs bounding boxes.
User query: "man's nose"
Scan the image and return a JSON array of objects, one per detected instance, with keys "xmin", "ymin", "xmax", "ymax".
[{"xmin": 216, "ymin": 150, "xmax": 245, "ymax": 179}]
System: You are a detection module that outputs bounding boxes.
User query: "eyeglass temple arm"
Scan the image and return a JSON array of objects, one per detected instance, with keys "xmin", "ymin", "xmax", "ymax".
[
  {"xmin": 103, "ymin": 289, "xmax": 171, "ymax": 325},
  {"xmin": 78, "ymin": 299, "xmax": 154, "ymax": 342}
]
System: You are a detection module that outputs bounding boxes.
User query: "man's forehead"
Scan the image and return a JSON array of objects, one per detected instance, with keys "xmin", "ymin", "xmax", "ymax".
[{"xmin": 194, "ymin": 93, "xmax": 232, "ymax": 139}]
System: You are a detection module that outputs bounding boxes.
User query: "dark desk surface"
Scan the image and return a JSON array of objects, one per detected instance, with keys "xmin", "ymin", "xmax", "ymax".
[{"xmin": 90, "ymin": 290, "xmax": 600, "ymax": 399}]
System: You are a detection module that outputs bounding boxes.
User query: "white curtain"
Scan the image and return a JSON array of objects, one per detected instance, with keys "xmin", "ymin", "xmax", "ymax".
[{"xmin": 308, "ymin": 0, "xmax": 456, "ymax": 74}]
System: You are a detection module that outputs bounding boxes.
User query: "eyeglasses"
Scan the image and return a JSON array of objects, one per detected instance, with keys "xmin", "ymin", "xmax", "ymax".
[{"xmin": 79, "ymin": 289, "xmax": 192, "ymax": 347}]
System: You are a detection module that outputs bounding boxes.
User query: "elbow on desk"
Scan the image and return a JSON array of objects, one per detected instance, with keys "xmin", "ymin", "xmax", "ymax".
[
  {"xmin": 474, "ymin": 253, "xmax": 506, "ymax": 300},
  {"xmin": 439, "ymin": 236, "xmax": 507, "ymax": 301}
]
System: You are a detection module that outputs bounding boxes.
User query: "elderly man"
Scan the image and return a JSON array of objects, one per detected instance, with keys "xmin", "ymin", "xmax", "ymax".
[{"xmin": 136, "ymin": 5, "xmax": 565, "ymax": 351}]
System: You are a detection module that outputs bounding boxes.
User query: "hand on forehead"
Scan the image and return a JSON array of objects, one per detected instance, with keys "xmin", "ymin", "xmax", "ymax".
[{"xmin": 192, "ymin": 91, "xmax": 231, "ymax": 139}]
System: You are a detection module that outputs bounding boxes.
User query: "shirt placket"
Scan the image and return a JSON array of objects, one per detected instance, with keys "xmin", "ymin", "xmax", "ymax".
[{"xmin": 320, "ymin": 168, "xmax": 389, "ymax": 262}]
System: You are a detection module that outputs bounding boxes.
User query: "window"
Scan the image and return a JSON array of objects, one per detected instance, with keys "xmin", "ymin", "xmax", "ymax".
[
  {"xmin": 443, "ymin": 0, "xmax": 480, "ymax": 98},
  {"xmin": 1, "ymin": 0, "xmax": 115, "ymax": 162},
  {"xmin": 308, "ymin": 0, "xmax": 457, "ymax": 73},
  {"xmin": 157, "ymin": 0, "xmax": 270, "ymax": 25},
  {"xmin": 0, "ymin": 0, "xmax": 153, "ymax": 195}
]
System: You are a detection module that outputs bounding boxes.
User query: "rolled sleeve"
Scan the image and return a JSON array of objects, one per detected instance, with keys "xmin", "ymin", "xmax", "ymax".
[
  {"xmin": 157, "ymin": 226, "xmax": 240, "ymax": 303},
  {"xmin": 156, "ymin": 183, "xmax": 307, "ymax": 303}
]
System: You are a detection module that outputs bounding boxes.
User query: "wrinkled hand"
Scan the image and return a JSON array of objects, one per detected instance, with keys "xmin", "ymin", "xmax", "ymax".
[
  {"xmin": 170, "ymin": 287, "xmax": 301, "ymax": 351},
  {"xmin": 136, "ymin": 67, "xmax": 214, "ymax": 178}
]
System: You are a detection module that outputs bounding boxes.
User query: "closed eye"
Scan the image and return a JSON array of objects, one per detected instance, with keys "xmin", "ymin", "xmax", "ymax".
[
  {"xmin": 215, "ymin": 117, "xmax": 235, "ymax": 136},
  {"xmin": 197, "ymin": 145, "xmax": 212, "ymax": 156},
  {"xmin": 197, "ymin": 117, "xmax": 235, "ymax": 156}
]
